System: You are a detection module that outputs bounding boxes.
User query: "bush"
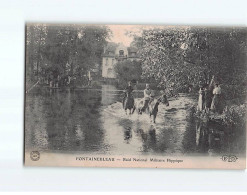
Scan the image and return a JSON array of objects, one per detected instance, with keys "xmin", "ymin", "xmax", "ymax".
[
  {"xmin": 114, "ymin": 60, "xmax": 142, "ymax": 87},
  {"xmin": 91, "ymin": 81, "xmax": 102, "ymax": 89},
  {"xmin": 221, "ymin": 84, "xmax": 247, "ymax": 100},
  {"xmin": 222, "ymin": 104, "xmax": 246, "ymax": 127}
]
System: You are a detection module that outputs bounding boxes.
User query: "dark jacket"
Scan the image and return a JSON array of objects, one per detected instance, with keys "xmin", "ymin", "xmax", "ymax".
[{"xmin": 125, "ymin": 86, "xmax": 133, "ymax": 94}]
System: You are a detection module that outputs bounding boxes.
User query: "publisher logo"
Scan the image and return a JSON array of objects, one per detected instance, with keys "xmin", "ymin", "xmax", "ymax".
[
  {"xmin": 30, "ymin": 151, "xmax": 40, "ymax": 161},
  {"xmin": 221, "ymin": 155, "xmax": 238, "ymax": 162}
]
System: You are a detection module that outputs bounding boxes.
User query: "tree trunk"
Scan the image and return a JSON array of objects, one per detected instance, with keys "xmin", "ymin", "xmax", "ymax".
[{"xmin": 36, "ymin": 27, "xmax": 42, "ymax": 80}]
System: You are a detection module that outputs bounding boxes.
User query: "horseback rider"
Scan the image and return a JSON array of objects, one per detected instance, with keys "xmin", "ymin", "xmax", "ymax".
[
  {"xmin": 141, "ymin": 83, "xmax": 152, "ymax": 112},
  {"xmin": 122, "ymin": 81, "xmax": 134, "ymax": 108}
]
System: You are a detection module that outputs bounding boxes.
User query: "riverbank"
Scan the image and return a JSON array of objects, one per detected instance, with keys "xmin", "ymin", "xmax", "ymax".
[
  {"xmin": 27, "ymin": 84, "xmax": 148, "ymax": 94},
  {"xmin": 25, "ymin": 88, "xmax": 246, "ymax": 157},
  {"xmin": 192, "ymin": 100, "xmax": 247, "ymax": 132},
  {"xmin": 27, "ymin": 82, "xmax": 246, "ymax": 131}
]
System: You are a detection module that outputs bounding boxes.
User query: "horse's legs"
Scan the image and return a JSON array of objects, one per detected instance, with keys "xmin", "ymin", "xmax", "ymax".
[
  {"xmin": 153, "ymin": 114, "xmax": 156, "ymax": 123},
  {"xmin": 137, "ymin": 108, "xmax": 141, "ymax": 115},
  {"xmin": 132, "ymin": 105, "xmax": 136, "ymax": 114}
]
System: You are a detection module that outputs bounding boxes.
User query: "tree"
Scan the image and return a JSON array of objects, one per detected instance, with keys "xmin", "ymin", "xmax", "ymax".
[
  {"xmin": 26, "ymin": 24, "xmax": 47, "ymax": 83},
  {"xmin": 133, "ymin": 27, "xmax": 247, "ymax": 97},
  {"xmin": 26, "ymin": 24, "xmax": 111, "ymax": 87},
  {"xmin": 74, "ymin": 25, "xmax": 111, "ymax": 80},
  {"xmin": 114, "ymin": 60, "xmax": 142, "ymax": 87}
]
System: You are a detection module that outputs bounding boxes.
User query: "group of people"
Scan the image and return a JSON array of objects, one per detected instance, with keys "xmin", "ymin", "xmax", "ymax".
[
  {"xmin": 122, "ymin": 79, "xmax": 223, "ymax": 115},
  {"xmin": 198, "ymin": 82, "xmax": 222, "ymax": 113},
  {"xmin": 122, "ymin": 81, "xmax": 155, "ymax": 113}
]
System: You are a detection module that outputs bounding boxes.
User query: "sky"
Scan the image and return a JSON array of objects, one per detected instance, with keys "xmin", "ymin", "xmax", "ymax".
[
  {"xmin": 106, "ymin": 24, "xmax": 178, "ymax": 46},
  {"xmin": 107, "ymin": 25, "xmax": 140, "ymax": 46}
]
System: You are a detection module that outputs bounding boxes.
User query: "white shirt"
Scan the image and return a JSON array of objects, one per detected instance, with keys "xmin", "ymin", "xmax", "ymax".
[
  {"xmin": 144, "ymin": 89, "xmax": 151, "ymax": 100},
  {"xmin": 213, "ymin": 87, "xmax": 221, "ymax": 95}
]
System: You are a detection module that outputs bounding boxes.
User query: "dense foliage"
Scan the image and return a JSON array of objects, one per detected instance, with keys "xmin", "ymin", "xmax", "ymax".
[
  {"xmin": 26, "ymin": 24, "xmax": 111, "ymax": 87},
  {"xmin": 223, "ymin": 104, "xmax": 246, "ymax": 128},
  {"xmin": 132, "ymin": 27, "xmax": 247, "ymax": 98},
  {"xmin": 114, "ymin": 60, "xmax": 142, "ymax": 88}
]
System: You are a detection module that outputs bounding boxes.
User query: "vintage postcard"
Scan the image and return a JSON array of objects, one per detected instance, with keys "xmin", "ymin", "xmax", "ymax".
[{"xmin": 24, "ymin": 23, "xmax": 247, "ymax": 169}]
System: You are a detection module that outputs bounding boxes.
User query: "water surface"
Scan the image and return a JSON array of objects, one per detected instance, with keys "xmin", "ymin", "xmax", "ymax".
[{"xmin": 25, "ymin": 85, "xmax": 246, "ymax": 157}]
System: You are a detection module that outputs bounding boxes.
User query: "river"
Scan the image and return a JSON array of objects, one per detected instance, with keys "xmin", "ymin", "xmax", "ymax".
[{"xmin": 25, "ymin": 85, "xmax": 246, "ymax": 157}]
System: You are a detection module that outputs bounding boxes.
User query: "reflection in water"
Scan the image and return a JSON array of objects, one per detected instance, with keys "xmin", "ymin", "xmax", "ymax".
[
  {"xmin": 183, "ymin": 119, "xmax": 246, "ymax": 156},
  {"xmin": 123, "ymin": 127, "xmax": 132, "ymax": 143},
  {"xmin": 136, "ymin": 128, "xmax": 157, "ymax": 153},
  {"xmin": 25, "ymin": 85, "xmax": 245, "ymax": 157},
  {"xmin": 196, "ymin": 121, "xmax": 210, "ymax": 153}
]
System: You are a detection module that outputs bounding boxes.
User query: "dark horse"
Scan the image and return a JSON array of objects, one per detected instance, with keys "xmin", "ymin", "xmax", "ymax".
[
  {"xmin": 123, "ymin": 92, "xmax": 135, "ymax": 115},
  {"xmin": 135, "ymin": 94, "xmax": 169, "ymax": 123}
]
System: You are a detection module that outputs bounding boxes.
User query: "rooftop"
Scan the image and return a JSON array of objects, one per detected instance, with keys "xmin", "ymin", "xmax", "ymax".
[{"xmin": 102, "ymin": 42, "xmax": 139, "ymax": 58}]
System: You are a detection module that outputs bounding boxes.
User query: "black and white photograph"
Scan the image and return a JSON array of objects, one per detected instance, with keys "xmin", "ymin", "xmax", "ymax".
[{"xmin": 24, "ymin": 23, "xmax": 246, "ymax": 169}]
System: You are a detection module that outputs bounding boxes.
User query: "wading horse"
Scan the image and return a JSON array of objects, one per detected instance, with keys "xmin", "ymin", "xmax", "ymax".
[
  {"xmin": 123, "ymin": 92, "xmax": 135, "ymax": 115},
  {"xmin": 135, "ymin": 94, "xmax": 169, "ymax": 123}
]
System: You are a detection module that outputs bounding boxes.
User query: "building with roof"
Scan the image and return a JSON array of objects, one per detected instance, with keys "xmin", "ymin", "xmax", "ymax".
[{"xmin": 102, "ymin": 42, "xmax": 139, "ymax": 79}]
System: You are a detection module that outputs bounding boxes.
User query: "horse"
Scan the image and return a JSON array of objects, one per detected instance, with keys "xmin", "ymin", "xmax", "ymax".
[
  {"xmin": 148, "ymin": 94, "xmax": 169, "ymax": 123},
  {"xmin": 123, "ymin": 92, "xmax": 135, "ymax": 115},
  {"xmin": 135, "ymin": 94, "xmax": 169, "ymax": 123}
]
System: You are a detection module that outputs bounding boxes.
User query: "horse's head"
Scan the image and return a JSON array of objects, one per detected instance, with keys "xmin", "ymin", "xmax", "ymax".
[{"xmin": 159, "ymin": 94, "xmax": 169, "ymax": 106}]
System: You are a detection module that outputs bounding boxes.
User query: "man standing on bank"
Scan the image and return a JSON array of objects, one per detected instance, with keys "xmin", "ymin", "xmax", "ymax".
[{"xmin": 210, "ymin": 83, "xmax": 222, "ymax": 113}]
